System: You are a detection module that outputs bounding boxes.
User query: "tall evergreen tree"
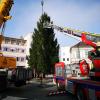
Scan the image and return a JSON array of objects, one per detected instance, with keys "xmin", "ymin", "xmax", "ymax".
[{"xmin": 28, "ymin": 13, "xmax": 59, "ymax": 74}]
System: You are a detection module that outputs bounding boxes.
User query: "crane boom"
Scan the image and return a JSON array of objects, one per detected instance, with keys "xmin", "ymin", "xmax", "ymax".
[
  {"xmin": 45, "ymin": 23, "xmax": 100, "ymax": 48},
  {"xmin": 44, "ymin": 22, "xmax": 100, "ymax": 79},
  {"xmin": 0, "ymin": 0, "xmax": 13, "ymax": 28},
  {"xmin": 0, "ymin": 0, "xmax": 13, "ymax": 49}
]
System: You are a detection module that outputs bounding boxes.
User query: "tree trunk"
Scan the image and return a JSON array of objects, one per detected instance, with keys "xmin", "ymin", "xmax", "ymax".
[
  {"xmin": 40, "ymin": 73, "xmax": 43, "ymax": 85},
  {"xmin": 43, "ymin": 73, "xmax": 45, "ymax": 78}
]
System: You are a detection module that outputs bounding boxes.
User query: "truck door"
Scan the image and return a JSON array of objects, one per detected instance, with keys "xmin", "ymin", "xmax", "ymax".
[{"xmin": 54, "ymin": 62, "xmax": 65, "ymax": 90}]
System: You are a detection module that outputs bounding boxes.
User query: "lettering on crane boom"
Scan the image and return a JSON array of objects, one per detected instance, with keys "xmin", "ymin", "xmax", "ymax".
[{"xmin": 49, "ymin": 24, "xmax": 100, "ymax": 42}]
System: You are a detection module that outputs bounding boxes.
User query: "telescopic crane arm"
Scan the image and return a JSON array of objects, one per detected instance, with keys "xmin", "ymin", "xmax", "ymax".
[{"xmin": 45, "ymin": 23, "xmax": 100, "ymax": 48}]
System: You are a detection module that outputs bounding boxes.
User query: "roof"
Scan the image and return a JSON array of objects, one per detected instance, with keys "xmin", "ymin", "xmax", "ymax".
[
  {"xmin": 3, "ymin": 36, "xmax": 27, "ymax": 42},
  {"xmin": 71, "ymin": 42, "xmax": 92, "ymax": 48}
]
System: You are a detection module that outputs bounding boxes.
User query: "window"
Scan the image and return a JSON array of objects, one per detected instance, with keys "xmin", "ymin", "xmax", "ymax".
[
  {"xmin": 16, "ymin": 48, "xmax": 22, "ymax": 53},
  {"xmin": 5, "ymin": 39, "xmax": 10, "ymax": 44},
  {"xmin": 63, "ymin": 58, "xmax": 65, "ymax": 61},
  {"xmin": 21, "ymin": 57, "xmax": 24, "ymax": 62},
  {"xmin": 17, "ymin": 57, "xmax": 20, "ymax": 61},
  {"xmin": 16, "ymin": 48, "xmax": 19, "ymax": 52},
  {"xmin": 3, "ymin": 47, "xmax": 8, "ymax": 51},
  {"xmin": 22, "ymin": 49, "xmax": 25, "ymax": 53},
  {"xmin": 22, "ymin": 42, "xmax": 26, "ymax": 46},
  {"xmin": 56, "ymin": 67, "xmax": 63, "ymax": 76},
  {"xmin": 11, "ymin": 40, "xmax": 16, "ymax": 44},
  {"xmin": 17, "ymin": 41, "xmax": 21, "ymax": 45},
  {"xmin": 67, "ymin": 58, "xmax": 69, "ymax": 61},
  {"xmin": 85, "ymin": 50, "xmax": 88, "ymax": 58},
  {"xmin": 76, "ymin": 50, "xmax": 80, "ymax": 58},
  {"xmin": 10, "ymin": 49, "xmax": 14, "ymax": 52}
]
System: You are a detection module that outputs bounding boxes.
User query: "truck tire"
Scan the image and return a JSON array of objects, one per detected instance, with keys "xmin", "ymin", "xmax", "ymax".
[
  {"xmin": 56, "ymin": 81, "xmax": 60, "ymax": 90},
  {"xmin": 56, "ymin": 80, "xmax": 65, "ymax": 91},
  {"xmin": 77, "ymin": 88, "xmax": 85, "ymax": 100}
]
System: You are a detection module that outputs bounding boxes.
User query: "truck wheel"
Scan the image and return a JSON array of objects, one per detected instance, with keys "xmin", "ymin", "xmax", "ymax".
[
  {"xmin": 56, "ymin": 81, "xmax": 60, "ymax": 90},
  {"xmin": 56, "ymin": 81, "xmax": 65, "ymax": 91},
  {"xmin": 77, "ymin": 88, "xmax": 85, "ymax": 100}
]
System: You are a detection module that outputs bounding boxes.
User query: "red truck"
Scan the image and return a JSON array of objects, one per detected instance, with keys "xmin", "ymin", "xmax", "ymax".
[
  {"xmin": 45, "ymin": 23, "xmax": 100, "ymax": 100},
  {"xmin": 54, "ymin": 62, "xmax": 100, "ymax": 100}
]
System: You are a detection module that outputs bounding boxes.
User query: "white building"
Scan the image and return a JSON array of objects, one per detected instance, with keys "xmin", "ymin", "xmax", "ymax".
[
  {"xmin": 1, "ymin": 36, "xmax": 27, "ymax": 67},
  {"xmin": 70, "ymin": 42, "xmax": 93, "ymax": 76},
  {"xmin": 60, "ymin": 42, "xmax": 93, "ymax": 77},
  {"xmin": 24, "ymin": 32, "xmax": 33, "ymax": 67},
  {"xmin": 70, "ymin": 42, "xmax": 93, "ymax": 64},
  {"xmin": 60, "ymin": 42, "xmax": 93, "ymax": 64},
  {"xmin": 59, "ymin": 46, "xmax": 71, "ymax": 65},
  {"xmin": 24, "ymin": 33, "xmax": 33, "ymax": 55}
]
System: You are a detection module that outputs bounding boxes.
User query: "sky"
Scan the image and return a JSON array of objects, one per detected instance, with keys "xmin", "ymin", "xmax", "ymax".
[{"xmin": 4, "ymin": 0, "xmax": 100, "ymax": 47}]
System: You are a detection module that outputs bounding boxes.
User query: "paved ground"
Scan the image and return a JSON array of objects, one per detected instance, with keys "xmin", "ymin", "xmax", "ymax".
[{"xmin": 0, "ymin": 79, "xmax": 78, "ymax": 100}]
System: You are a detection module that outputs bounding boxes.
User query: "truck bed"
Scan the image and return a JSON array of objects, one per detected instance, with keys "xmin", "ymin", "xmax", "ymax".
[{"xmin": 67, "ymin": 77, "xmax": 100, "ymax": 91}]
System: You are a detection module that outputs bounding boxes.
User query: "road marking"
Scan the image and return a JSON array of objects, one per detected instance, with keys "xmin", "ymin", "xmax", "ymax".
[
  {"xmin": 48, "ymin": 90, "xmax": 66, "ymax": 96},
  {"xmin": 2, "ymin": 96, "xmax": 28, "ymax": 100}
]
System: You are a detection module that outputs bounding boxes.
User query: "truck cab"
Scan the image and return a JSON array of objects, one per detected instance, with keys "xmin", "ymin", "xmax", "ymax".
[{"xmin": 54, "ymin": 62, "xmax": 100, "ymax": 100}]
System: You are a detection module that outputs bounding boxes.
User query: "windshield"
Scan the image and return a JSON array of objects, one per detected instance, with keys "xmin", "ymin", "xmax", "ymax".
[{"xmin": 55, "ymin": 66, "xmax": 64, "ymax": 77}]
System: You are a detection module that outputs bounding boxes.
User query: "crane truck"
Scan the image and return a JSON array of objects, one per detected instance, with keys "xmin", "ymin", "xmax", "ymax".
[
  {"xmin": 0, "ymin": 0, "xmax": 33, "ymax": 91},
  {"xmin": 44, "ymin": 23, "xmax": 100, "ymax": 100}
]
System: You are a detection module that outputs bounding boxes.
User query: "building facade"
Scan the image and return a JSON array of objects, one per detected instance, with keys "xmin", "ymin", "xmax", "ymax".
[
  {"xmin": 60, "ymin": 42, "xmax": 93, "ymax": 77},
  {"xmin": 59, "ymin": 46, "xmax": 71, "ymax": 65},
  {"xmin": 70, "ymin": 42, "xmax": 93, "ymax": 64},
  {"xmin": 70, "ymin": 42, "xmax": 93, "ymax": 76},
  {"xmin": 1, "ymin": 36, "xmax": 27, "ymax": 67},
  {"xmin": 24, "ymin": 32, "xmax": 33, "ymax": 67},
  {"xmin": 60, "ymin": 42, "xmax": 93, "ymax": 64}
]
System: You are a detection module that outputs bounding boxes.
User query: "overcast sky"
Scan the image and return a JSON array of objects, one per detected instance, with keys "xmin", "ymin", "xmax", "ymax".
[{"xmin": 4, "ymin": 0, "xmax": 100, "ymax": 46}]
